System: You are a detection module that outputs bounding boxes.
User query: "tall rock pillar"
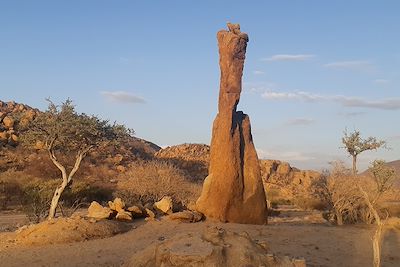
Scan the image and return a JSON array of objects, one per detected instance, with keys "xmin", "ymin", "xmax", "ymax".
[{"xmin": 196, "ymin": 24, "xmax": 267, "ymax": 224}]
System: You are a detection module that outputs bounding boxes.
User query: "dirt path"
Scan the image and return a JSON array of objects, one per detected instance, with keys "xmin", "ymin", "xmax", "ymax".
[{"xmin": 0, "ymin": 219, "xmax": 388, "ymax": 267}]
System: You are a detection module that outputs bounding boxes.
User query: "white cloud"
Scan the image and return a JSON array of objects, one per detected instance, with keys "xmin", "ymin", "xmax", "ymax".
[
  {"xmin": 262, "ymin": 54, "xmax": 315, "ymax": 62},
  {"xmin": 334, "ymin": 95, "xmax": 400, "ymax": 110},
  {"xmin": 374, "ymin": 79, "xmax": 390, "ymax": 84},
  {"xmin": 253, "ymin": 70, "xmax": 265, "ymax": 75},
  {"xmin": 101, "ymin": 91, "xmax": 145, "ymax": 104},
  {"xmin": 324, "ymin": 60, "xmax": 373, "ymax": 71},
  {"xmin": 338, "ymin": 111, "xmax": 367, "ymax": 117},
  {"xmin": 286, "ymin": 118, "xmax": 315, "ymax": 126},
  {"xmin": 261, "ymin": 90, "xmax": 400, "ymax": 110},
  {"xmin": 261, "ymin": 91, "xmax": 324, "ymax": 102},
  {"xmin": 257, "ymin": 148, "xmax": 316, "ymax": 162}
]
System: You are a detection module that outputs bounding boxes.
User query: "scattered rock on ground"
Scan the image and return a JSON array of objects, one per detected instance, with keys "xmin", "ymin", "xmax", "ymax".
[
  {"xmin": 108, "ymin": 197, "xmax": 125, "ymax": 213},
  {"xmin": 154, "ymin": 196, "xmax": 173, "ymax": 214},
  {"xmin": 127, "ymin": 205, "xmax": 144, "ymax": 217},
  {"xmin": 116, "ymin": 210, "xmax": 133, "ymax": 222},
  {"xmin": 145, "ymin": 208, "xmax": 156, "ymax": 220},
  {"xmin": 88, "ymin": 201, "xmax": 114, "ymax": 220}
]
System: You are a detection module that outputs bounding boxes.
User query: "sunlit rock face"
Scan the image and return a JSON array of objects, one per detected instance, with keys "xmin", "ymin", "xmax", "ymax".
[{"xmin": 196, "ymin": 24, "xmax": 267, "ymax": 225}]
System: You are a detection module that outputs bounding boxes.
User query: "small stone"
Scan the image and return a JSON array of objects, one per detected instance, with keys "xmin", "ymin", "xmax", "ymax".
[
  {"xmin": 127, "ymin": 205, "xmax": 143, "ymax": 216},
  {"xmin": 145, "ymin": 208, "xmax": 156, "ymax": 219},
  {"xmin": 116, "ymin": 210, "xmax": 133, "ymax": 222},
  {"xmin": 154, "ymin": 196, "xmax": 173, "ymax": 214}
]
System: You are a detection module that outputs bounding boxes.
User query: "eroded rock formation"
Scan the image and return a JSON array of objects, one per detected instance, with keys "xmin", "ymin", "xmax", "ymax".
[
  {"xmin": 124, "ymin": 227, "xmax": 306, "ymax": 267},
  {"xmin": 196, "ymin": 24, "xmax": 267, "ymax": 224}
]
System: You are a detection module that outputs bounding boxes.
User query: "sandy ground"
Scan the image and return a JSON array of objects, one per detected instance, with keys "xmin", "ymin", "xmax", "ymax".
[{"xmin": 0, "ymin": 210, "xmax": 399, "ymax": 267}]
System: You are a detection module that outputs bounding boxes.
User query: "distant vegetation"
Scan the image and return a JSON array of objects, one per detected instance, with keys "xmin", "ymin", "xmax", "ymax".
[{"xmin": 342, "ymin": 129, "xmax": 386, "ymax": 175}]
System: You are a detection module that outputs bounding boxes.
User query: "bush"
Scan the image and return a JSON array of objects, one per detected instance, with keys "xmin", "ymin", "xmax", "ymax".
[
  {"xmin": 115, "ymin": 160, "xmax": 202, "ymax": 206},
  {"xmin": 20, "ymin": 179, "xmax": 57, "ymax": 222},
  {"xmin": 311, "ymin": 161, "xmax": 398, "ymax": 225},
  {"xmin": 0, "ymin": 169, "xmax": 31, "ymax": 210},
  {"xmin": 0, "ymin": 179, "xmax": 22, "ymax": 210},
  {"xmin": 19, "ymin": 178, "xmax": 114, "ymax": 222}
]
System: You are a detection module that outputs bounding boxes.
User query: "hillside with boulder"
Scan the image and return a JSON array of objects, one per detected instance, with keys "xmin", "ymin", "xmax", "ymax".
[
  {"xmin": 0, "ymin": 100, "xmax": 39, "ymax": 147},
  {"xmin": 155, "ymin": 144, "xmax": 210, "ymax": 181},
  {"xmin": 0, "ymin": 99, "xmax": 161, "ymax": 174},
  {"xmin": 260, "ymin": 160, "xmax": 321, "ymax": 204},
  {"xmin": 155, "ymin": 143, "xmax": 322, "ymax": 205}
]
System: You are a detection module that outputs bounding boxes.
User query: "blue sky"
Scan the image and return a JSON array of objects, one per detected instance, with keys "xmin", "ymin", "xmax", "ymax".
[{"xmin": 1, "ymin": 1, "xmax": 399, "ymax": 171}]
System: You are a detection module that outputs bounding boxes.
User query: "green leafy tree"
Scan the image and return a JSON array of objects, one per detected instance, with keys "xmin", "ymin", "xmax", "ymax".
[
  {"xmin": 21, "ymin": 99, "xmax": 132, "ymax": 219},
  {"xmin": 342, "ymin": 129, "xmax": 386, "ymax": 175}
]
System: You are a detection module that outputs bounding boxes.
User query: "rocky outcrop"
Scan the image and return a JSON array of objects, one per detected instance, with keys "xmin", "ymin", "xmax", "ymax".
[
  {"xmin": 260, "ymin": 160, "xmax": 321, "ymax": 201},
  {"xmin": 155, "ymin": 144, "xmax": 210, "ymax": 181},
  {"xmin": 0, "ymin": 100, "xmax": 38, "ymax": 147},
  {"xmin": 123, "ymin": 227, "xmax": 305, "ymax": 267},
  {"xmin": 196, "ymin": 24, "xmax": 267, "ymax": 224}
]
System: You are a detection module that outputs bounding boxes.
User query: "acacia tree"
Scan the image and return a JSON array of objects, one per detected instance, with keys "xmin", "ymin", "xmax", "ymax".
[
  {"xmin": 21, "ymin": 99, "xmax": 132, "ymax": 219},
  {"xmin": 342, "ymin": 129, "xmax": 386, "ymax": 175}
]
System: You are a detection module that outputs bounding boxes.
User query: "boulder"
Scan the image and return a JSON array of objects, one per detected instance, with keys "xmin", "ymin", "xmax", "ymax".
[
  {"xmin": 168, "ymin": 210, "xmax": 203, "ymax": 223},
  {"xmin": 196, "ymin": 23, "xmax": 267, "ymax": 224},
  {"xmin": 0, "ymin": 131, "xmax": 8, "ymax": 142},
  {"xmin": 123, "ymin": 227, "xmax": 305, "ymax": 267},
  {"xmin": 2, "ymin": 116, "xmax": 14, "ymax": 129},
  {"xmin": 127, "ymin": 205, "xmax": 144, "ymax": 217},
  {"xmin": 108, "ymin": 197, "xmax": 125, "ymax": 213},
  {"xmin": 154, "ymin": 196, "xmax": 173, "ymax": 214},
  {"xmin": 116, "ymin": 210, "xmax": 133, "ymax": 222},
  {"xmin": 88, "ymin": 201, "xmax": 114, "ymax": 220}
]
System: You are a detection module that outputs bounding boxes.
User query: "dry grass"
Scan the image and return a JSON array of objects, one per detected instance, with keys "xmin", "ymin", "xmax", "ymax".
[{"xmin": 115, "ymin": 160, "xmax": 202, "ymax": 206}]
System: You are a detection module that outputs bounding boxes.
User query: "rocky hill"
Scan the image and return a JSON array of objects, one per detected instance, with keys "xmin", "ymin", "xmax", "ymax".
[
  {"xmin": 0, "ymin": 100, "xmax": 160, "ymax": 176},
  {"xmin": 259, "ymin": 160, "xmax": 321, "ymax": 202},
  {"xmin": 0, "ymin": 100, "xmax": 39, "ymax": 147},
  {"xmin": 155, "ymin": 144, "xmax": 210, "ymax": 181},
  {"xmin": 155, "ymin": 143, "xmax": 321, "ymax": 201}
]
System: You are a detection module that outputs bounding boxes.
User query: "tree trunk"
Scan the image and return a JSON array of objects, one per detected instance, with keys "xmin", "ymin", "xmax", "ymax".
[
  {"xmin": 48, "ymin": 181, "xmax": 68, "ymax": 219},
  {"xmin": 47, "ymin": 148, "xmax": 88, "ymax": 220},
  {"xmin": 352, "ymin": 155, "xmax": 357, "ymax": 176}
]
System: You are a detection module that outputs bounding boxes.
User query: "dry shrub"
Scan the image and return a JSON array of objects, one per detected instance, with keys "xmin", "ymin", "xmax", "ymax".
[
  {"xmin": 115, "ymin": 160, "xmax": 202, "ymax": 206},
  {"xmin": 20, "ymin": 179, "xmax": 58, "ymax": 222},
  {"xmin": 20, "ymin": 179, "xmax": 113, "ymax": 222},
  {"xmin": 312, "ymin": 161, "xmax": 397, "ymax": 225},
  {"xmin": 0, "ymin": 169, "xmax": 27, "ymax": 209}
]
